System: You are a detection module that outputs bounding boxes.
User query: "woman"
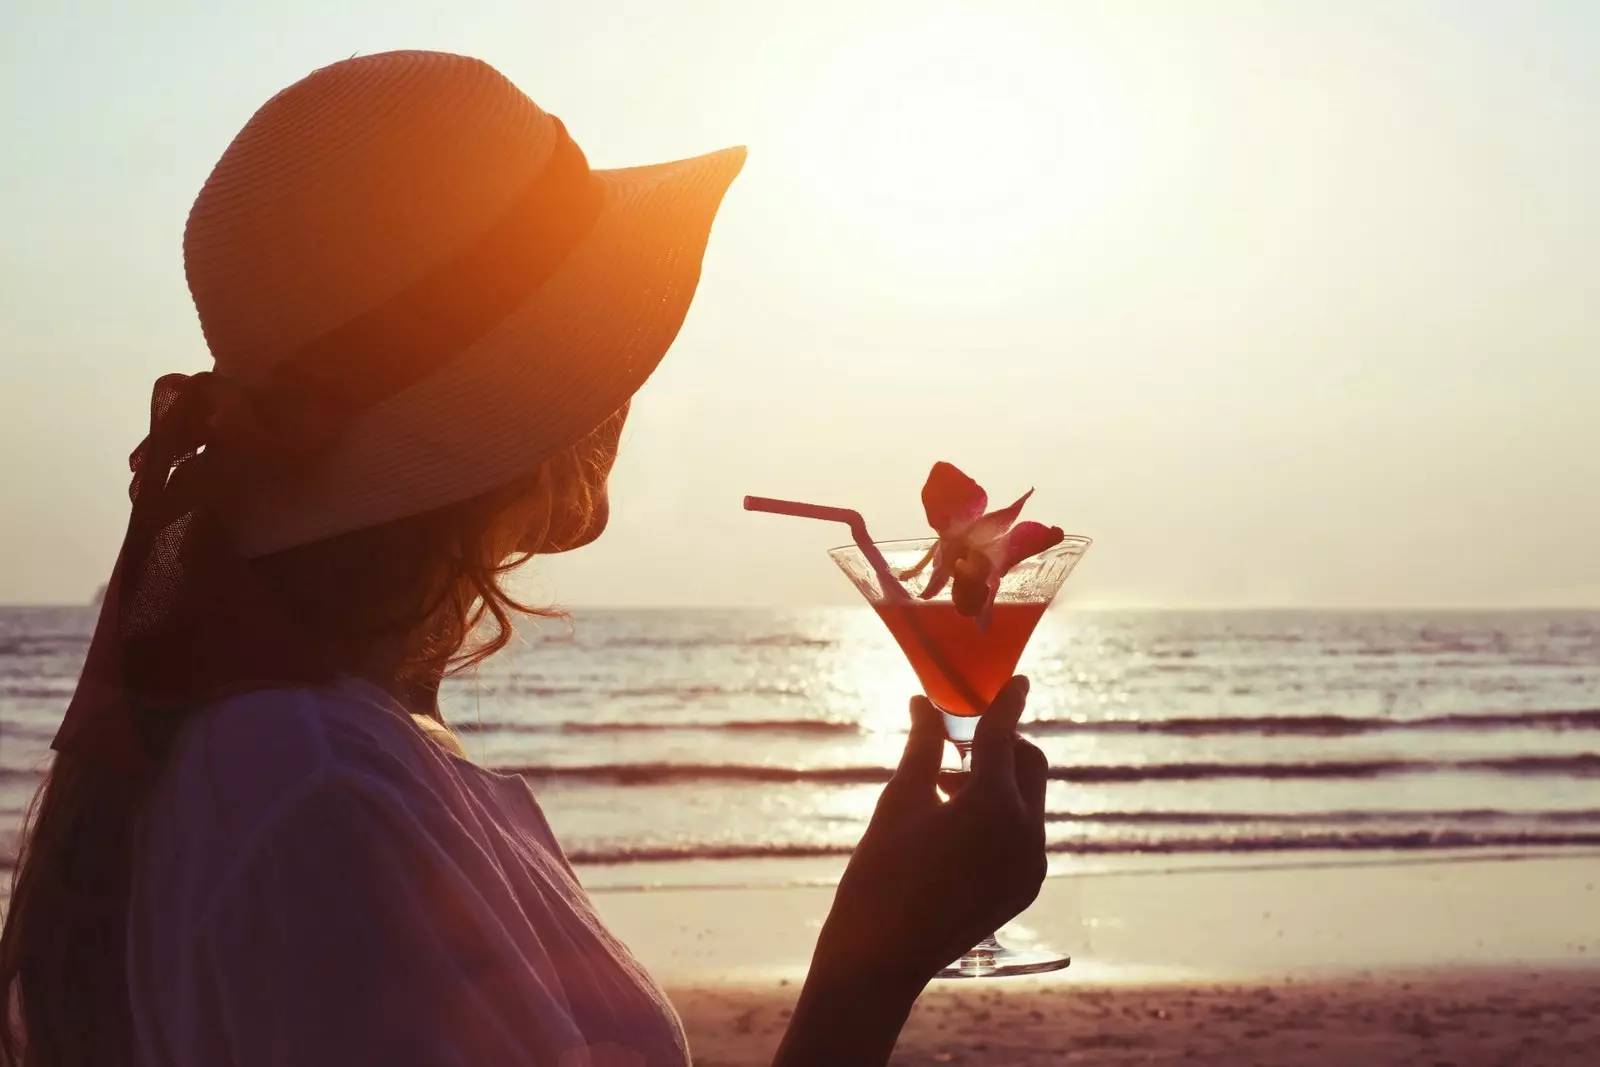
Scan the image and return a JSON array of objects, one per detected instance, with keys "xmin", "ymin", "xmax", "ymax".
[{"xmin": 0, "ymin": 51, "xmax": 1049, "ymax": 1067}]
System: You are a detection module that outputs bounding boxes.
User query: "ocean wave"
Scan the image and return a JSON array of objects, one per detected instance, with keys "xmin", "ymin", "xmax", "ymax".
[
  {"xmin": 749, "ymin": 634, "xmax": 837, "ymax": 649},
  {"xmin": 566, "ymin": 843, "xmax": 855, "ymax": 864},
  {"xmin": 1025, "ymin": 707, "xmax": 1600, "ymax": 736},
  {"xmin": 4, "ymin": 823, "xmax": 1596, "ymax": 871},
  {"xmin": 0, "ymin": 720, "xmax": 60, "ymax": 743},
  {"xmin": 497, "ymin": 684, "xmax": 586, "ymax": 698},
  {"xmin": 0, "ymin": 683, "xmax": 76, "ymax": 701},
  {"xmin": 1042, "ymin": 807, "xmax": 1600, "ymax": 826},
  {"xmin": 498, "ymin": 753, "xmax": 1600, "ymax": 786},
  {"xmin": 562, "ymin": 830, "xmax": 1600, "ymax": 866},
  {"xmin": 604, "ymin": 683, "xmax": 808, "ymax": 700},
  {"xmin": 456, "ymin": 718, "xmax": 860, "ymax": 737},
  {"xmin": 1045, "ymin": 754, "xmax": 1600, "ymax": 783},
  {"xmin": 0, "ymin": 634, "xmax": 91, "ymax": 658},
  {"xmin": 507, "ymin": 763, "xmax": 894, "ymax": 785},
  {"xmin": 448, "ymin": 706, "xmax": 1600, "ymax": 739},
  {"xmin": 598, "ymin": 635, "xmax": 835, "ymax": 651}
]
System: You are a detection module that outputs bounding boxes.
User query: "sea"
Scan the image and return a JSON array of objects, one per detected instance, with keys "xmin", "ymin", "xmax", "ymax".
[{"xmin": 3, "ymin": 606, "xmax": 1599, "ymax": 888}]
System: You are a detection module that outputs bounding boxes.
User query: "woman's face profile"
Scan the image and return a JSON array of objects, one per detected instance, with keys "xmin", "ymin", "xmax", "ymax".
[
  {"xmin": 539, "ymin": 488, "xmax": 610, "ymax": 554},
  {"xmin": 523, "ymin": 406, "xmax": 627, "ymax": 555}
]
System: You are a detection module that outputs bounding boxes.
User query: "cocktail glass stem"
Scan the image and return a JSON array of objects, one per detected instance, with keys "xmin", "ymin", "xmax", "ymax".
[
  {"xmin": 936, "ymin": 712, "xmax": 1065, "ymax": 979},
  {"xmin": 942, "ymin": 708, "xmax": 978, "ymax": 770},
  {"xmin": 945, "ymin": 731, "xmax": 1001, "ymax": 973}
]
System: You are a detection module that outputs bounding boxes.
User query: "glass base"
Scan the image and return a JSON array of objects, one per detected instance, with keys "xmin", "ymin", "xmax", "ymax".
[{"xmin": 935, "ymin": 934, "xmax": 1072, "ymax": 979}]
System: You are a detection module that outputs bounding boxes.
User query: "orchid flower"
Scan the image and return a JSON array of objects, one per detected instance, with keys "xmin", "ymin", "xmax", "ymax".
[{"xmin": 898, "ymin": 462, "xmax": 1065, "ymax": 625}]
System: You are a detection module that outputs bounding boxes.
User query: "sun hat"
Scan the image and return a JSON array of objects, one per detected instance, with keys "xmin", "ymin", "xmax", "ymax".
[
  {"xmin": 56, "ymin": 50, "xmax": 745, "ymax": 771},
  {"xmin": 190, "ymin": 49, "xmax": 745, "ymax": 556}
]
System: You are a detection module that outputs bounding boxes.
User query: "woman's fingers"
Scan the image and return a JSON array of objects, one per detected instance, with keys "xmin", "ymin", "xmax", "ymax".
[
  {"xmin": 1013, "ymin": 737, "xmax": 1049, "ymax": 828},
  {"xmin": 970, "ymin": 676, "xmax": 1029, "ymax": 793},
  {"xmin": 885, "ymin": 696, "xmax": 946, "ymax": 803}
]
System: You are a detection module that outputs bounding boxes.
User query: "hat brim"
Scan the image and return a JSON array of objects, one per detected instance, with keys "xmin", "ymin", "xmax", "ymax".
[{"xmin": 230, "ymin": 144, "xmax": 747, "ymax": 558}]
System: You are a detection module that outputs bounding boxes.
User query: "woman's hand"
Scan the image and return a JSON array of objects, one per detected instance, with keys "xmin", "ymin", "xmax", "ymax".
[
  {"xmin": 815, "ymin": 674, "xmax": 1048, "ymax": 983},
  {"xmin": 771, "ymin": 677, "xmax": 1048, "ymax": 1066}
]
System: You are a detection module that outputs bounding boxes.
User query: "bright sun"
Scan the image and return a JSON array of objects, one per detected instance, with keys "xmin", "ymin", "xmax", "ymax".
[{"xmin": 785, "ymin": 9, "xmax": 1124, "ymax": 276}]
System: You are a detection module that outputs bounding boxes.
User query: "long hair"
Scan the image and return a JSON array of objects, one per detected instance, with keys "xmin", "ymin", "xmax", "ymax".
[{"xmin": 0, "ymin": 407, "xmax": 625, "ymax": 1067}]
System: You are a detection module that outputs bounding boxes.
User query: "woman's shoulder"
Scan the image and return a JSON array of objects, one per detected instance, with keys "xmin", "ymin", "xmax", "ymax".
[
  {"xmin": 183, "ymin": 679, "xmax": 409, "ymax": 777},
  {"xmin": 148, "ymin": 681, "xmax": 452, "ymax": 858},
  {"xmin": 135, "ymin": 682, "xmax": 472, "ymax": 933}
]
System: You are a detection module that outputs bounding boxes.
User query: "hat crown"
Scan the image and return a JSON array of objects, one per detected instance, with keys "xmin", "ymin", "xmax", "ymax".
[{"xmin": 183, "ymin": 51, "xmax": 560, "ymax": 382}]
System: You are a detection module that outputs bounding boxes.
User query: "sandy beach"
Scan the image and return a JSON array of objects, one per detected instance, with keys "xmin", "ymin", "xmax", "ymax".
[
  {"xmin": 675, "ymin": 972, "xmax": 1600, "ymax": 1066},
  {"xmin": 591, "ymin": 852, "xmax": 1600, "ymax": 1065}
]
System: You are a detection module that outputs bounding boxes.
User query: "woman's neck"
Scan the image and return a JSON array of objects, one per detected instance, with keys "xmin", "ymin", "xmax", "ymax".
[
  {"xmin": 353, "ymin": 664, "xmax": 464, "ymax": 757},
  {"xmin": 353, "ymin": 641, "xmax": 446, "ymax": 721},
  {"xmin": 383, "ymin": 676, "xmax": 444, "ymax": 720}
]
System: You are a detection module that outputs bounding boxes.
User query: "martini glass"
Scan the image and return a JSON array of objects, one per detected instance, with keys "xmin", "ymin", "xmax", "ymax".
[{"xmin": 829, "ymin": 535, "xmax": 1091, "ymax": 979}]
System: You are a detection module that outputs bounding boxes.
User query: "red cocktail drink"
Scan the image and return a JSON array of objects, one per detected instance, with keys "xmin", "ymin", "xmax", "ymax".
[{"xmin": 873, "ymin": 600, "xmax": 1048, "ymax": 716}]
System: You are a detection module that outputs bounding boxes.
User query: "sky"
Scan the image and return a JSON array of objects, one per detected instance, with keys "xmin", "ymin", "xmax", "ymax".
[{"xmin": 1, "ymin": 0, "xmax": 1597, "ymax": 608}]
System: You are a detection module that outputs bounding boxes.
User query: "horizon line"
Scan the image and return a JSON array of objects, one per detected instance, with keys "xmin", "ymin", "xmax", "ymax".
[{"xmin": 5, "ymin": 601, "xmax": 1600, "ymax": 614}]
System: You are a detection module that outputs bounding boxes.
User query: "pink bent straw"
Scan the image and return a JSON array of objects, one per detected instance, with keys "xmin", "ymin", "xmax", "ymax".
[
  {"xmin": 743, "ymin": 495, "xmax": 987, "ymax": 714},
  {"xmin": 742, "ymin": 496, "xmax": 910, "ymax": 603}
]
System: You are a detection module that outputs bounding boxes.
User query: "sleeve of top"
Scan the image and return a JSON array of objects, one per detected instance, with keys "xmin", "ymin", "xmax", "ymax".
[{"xmin": 189, "ymin": 772, "xmax": 580, "ymax": 1067}]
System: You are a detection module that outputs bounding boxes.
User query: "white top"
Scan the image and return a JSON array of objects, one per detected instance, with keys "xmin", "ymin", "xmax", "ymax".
[{"xmin": 127, "ymin": 679, "xmax": 687, "ymax": 1067}]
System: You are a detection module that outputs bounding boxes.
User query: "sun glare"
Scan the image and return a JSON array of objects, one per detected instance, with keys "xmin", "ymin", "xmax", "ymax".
[{"xmin": 784, "ymin": 10, "xmax": 1125, "ymax": 281}]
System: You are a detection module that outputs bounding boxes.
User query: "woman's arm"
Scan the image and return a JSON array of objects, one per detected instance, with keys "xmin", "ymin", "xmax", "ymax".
[
  {"xmin": 771, "ymin": 676, "xmax": 1049, "ymax": 1067},
  {"xmin": 772, "ymin": 969, "xmax": 923, "ymax": 1066}
]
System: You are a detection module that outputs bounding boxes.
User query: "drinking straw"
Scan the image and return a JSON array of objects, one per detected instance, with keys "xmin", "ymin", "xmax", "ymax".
[
  {"xmin": 743, "ymin": 497, "xmax": 910, "ymax": 603},
  {"xmin": 743, "ymin": 495, "xmax": 987, "ymax": 715}
]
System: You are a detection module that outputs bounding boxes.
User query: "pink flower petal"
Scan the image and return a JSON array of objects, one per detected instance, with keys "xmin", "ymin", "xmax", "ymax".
[
  {"xmin": 966, "ymin": 488, "xmax": 1035, "ymax": 547},
  {"xmin": 1001, "ymin": 521, "xmax": 1066, "ymax": 571},
  {"xmin": 921, "ymin": 462, "xmax": 988, "ymax": 535}
]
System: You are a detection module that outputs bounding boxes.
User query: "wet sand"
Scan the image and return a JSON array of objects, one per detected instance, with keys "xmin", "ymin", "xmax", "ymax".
[{"xmin": 589, "ymin": 852, "xmax": 1600, "ymax": 1065}]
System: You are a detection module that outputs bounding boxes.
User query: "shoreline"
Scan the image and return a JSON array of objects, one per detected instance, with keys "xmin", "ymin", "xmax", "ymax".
[
  {"xmin": 592, "ymin": 853, "xmax": 1600, "ymax": 984},
  {"xmin": 590, "ymin": 852, "xmax": 1600, "ymax": 1064},
  {"xmin": 579, "ymin": 843, "xmax": 1600, "ymax": 893}
]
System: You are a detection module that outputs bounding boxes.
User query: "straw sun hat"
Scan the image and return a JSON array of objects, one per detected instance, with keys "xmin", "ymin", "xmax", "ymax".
[
  {"xmin": 56, "ymin": 49, "xmax": 744, "ymax": 770},
  {"xmin": 185, "ymin": 49, "xmax": 746, "ymax": 557}
]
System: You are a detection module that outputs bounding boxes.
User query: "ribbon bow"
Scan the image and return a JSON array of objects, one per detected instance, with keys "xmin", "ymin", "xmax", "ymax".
[
  {"xmin": 53, "ymin": 372, "xmax": 351, "ymax": 772},
  {"xmin": 131, "ymin": 370, "xmax": 351, "ymax": 512}
]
